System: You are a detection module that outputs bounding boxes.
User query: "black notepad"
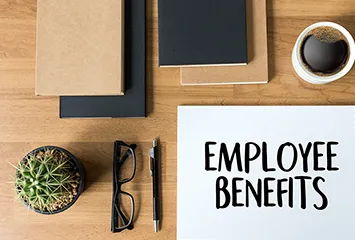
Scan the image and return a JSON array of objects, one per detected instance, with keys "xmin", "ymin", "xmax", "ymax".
[
  {"xmin": 60, "ymin": 0, "xmax": 146, "ymax": 118},
  {"xmin": 158, "ymin": 0, "xmax": 247, "ymax": 67}
]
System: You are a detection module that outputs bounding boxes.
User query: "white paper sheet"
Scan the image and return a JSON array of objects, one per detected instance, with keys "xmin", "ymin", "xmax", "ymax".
[{"xmin": 177, "ymin": 106, "xmax": 355, "ymax": 240}]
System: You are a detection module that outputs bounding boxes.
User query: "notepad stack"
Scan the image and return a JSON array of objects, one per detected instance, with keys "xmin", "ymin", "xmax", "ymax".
[
  {"xmin": 36, "ymin": 0, "xmax": 125, "ymax": 96},
  {"xmin": 158, "ymin": 0, "xmax": 269, "ymax": 85}
]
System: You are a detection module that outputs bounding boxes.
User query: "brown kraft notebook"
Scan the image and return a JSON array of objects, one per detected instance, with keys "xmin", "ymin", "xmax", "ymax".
[
  {"xmin": 180, "ymin": 0, "xmax": 268, "ymax": 85},
  {"xmin": 36, "ymin": 0, "xmax": 124, "ymax": 96}
]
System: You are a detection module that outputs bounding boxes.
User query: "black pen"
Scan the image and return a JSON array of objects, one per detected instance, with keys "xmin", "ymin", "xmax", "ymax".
[{"xmin": 150, "ymin": 139, "xmax": 160, "ymax": 232}]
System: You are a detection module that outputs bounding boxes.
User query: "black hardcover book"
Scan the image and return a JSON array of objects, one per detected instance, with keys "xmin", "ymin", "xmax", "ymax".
[
  {"xmin": 60, "ymin": 0, "xmax": 146, "ymax": 118},
  {"xmin": 158, "ymin": 0, "xmax": 247, "ymax": 67}
]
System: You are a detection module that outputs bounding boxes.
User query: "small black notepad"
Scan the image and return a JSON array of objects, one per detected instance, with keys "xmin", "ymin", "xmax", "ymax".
[
  {"xmin": 60, "ymin": 0, "xmax": 146, "ymax": 118},
  {"xmin": 158, "ymin": 0, "xmax": 247, "ymax": 67}
]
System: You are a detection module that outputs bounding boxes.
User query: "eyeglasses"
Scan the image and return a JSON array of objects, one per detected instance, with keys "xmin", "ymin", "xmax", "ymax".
[{"xmin": 111, "ymin": 141, "xmax": 137, "ymax": 233}]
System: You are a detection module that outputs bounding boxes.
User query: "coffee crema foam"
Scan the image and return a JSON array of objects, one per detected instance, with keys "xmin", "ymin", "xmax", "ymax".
[{"xmin": 310, "ymin": 26, "xmax": 347, "ymax": 43}]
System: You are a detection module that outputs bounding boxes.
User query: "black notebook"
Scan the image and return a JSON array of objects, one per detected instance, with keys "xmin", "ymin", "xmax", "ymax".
[
  {"xmin": 60, "ymin": 0, "xmax": 146, "ymax": 118},
  {"xmin": 158, "ymin": 0, "xmax": 247, "ymax": 67}
]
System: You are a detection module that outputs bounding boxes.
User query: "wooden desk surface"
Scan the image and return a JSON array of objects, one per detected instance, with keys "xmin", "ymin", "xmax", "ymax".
[{"xmin": 1, "ymin": 0, "xmax": 355, "ymax": 239}]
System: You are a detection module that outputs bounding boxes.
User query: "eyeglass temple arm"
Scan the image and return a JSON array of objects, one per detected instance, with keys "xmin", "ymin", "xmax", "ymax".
[
  {"xmin": 116, "ymin": 205, "xmax": 134, "ymax": 228},
  {"xmin": 117, "ymin": 143, "xmax": 137, "ymax": 163}
]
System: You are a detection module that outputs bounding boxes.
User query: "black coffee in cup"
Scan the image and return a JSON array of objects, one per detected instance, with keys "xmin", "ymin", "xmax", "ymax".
[{"xmin": 300, "ymin": 26, "xmax": 349, "ymax": 76}]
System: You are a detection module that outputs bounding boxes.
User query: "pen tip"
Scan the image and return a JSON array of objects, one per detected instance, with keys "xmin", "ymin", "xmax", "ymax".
[
  {"xmin": 153, "ymin": 139, "xmax": 157, "ymax": 147},
  {"xmin": 154, "ymin": 220, "xmax": 159, "ymax": 232}
]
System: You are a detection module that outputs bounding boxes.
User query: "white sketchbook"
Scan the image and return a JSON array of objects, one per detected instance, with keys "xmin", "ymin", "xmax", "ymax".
[{"xmin": 178, "ymin": 106, "xmax": 355, "ymax": 240}]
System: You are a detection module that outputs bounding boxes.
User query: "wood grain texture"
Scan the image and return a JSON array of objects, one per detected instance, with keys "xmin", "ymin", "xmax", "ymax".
[{"xmin": 1, "ymin": 0, "xmax": 355, "ymax": 239}]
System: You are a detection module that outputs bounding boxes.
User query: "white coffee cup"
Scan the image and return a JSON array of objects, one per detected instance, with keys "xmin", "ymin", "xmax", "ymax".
[{"xmin": 292, "ymin": 22, "xmax": 355, "ymax": 84}]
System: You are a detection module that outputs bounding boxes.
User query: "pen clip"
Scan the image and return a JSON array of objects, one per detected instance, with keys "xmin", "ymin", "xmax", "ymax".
[{"xmin": 150, "ymin": 148, "xmax": 154, "ymax": 176}]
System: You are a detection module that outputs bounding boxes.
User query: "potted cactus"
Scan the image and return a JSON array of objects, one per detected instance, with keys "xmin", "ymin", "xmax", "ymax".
[{"xmin": 14, "ymin": 146, "xmax": 84, "ymax": 214}]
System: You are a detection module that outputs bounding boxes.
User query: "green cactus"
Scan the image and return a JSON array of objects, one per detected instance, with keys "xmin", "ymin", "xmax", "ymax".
[{"xmin": 15, "ymin": 148, "xmax": 80, "ymax": 213}]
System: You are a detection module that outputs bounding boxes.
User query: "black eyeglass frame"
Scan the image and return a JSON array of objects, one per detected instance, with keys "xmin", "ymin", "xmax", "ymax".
[{"xmin": 111, "ymin": 141, "xmax": 137, "ymax": 233}]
